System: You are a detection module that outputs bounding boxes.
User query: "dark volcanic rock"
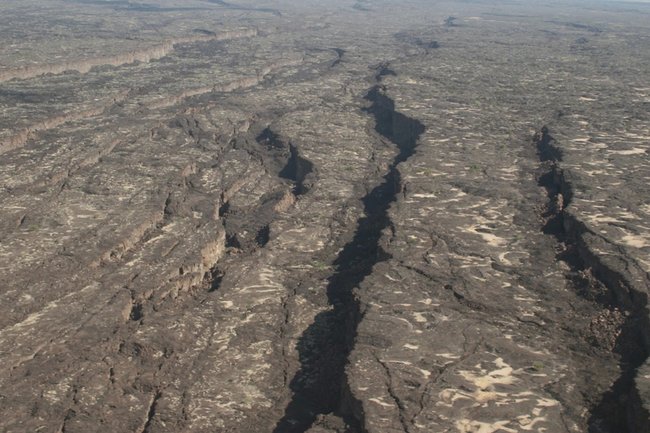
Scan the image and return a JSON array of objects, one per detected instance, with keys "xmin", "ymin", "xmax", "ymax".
[{"xmin": 0, "ymin": 1, "xmax": 648, "ymax": 433}]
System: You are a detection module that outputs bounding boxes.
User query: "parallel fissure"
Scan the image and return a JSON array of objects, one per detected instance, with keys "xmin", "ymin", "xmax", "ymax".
[
  {"xmin": 272, "ymin": 80, "xmax": 424, "ymax": 433},
  {"xmin": 534, "ymin": 126, "xmax": 650, "ymax": 433}
]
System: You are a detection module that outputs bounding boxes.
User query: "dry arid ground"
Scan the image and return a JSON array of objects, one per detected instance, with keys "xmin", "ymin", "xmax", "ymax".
[{"xmin": 0, "ymin": 0, "xmax": 649, "ymax": 432}]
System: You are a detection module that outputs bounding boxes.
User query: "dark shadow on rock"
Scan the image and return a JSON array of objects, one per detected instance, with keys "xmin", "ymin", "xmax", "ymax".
[
  {"xmin": 534, "ymin": 126, "xmax": 650, "ymax": 433},
  {"xmin": 271, "ymin": 84, "xmax": 424, "ymax": 433}
]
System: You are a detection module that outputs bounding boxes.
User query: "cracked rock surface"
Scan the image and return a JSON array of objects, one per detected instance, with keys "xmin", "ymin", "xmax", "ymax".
[{"xmin": 0, "ymin": 1, "xmax": 649, "ymax": 432}]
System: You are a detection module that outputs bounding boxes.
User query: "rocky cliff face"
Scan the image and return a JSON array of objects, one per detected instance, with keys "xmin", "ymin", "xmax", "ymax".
[{"xmin": 0, "ymin": 28, "xmax": 257, "ymax": 83}]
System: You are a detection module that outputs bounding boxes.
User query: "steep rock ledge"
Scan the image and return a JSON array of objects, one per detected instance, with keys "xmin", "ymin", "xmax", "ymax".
[
  {"xmin": 0, "ymin": 28, "xmax": 257, "ymax": 83},
  {"xmin": 0, "ymin": 90, "xmax": 129, "ymax": 155}
]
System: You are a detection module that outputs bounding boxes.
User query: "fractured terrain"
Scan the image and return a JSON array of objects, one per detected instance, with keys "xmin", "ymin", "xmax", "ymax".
[{"xmin": 0, "ymin": 0, "xmax": 649, "ymax": 432}]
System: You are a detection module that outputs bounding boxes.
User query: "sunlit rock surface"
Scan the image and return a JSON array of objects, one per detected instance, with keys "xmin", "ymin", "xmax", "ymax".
[{"xmin": 0, "ymin": 1, "xmax": 648, "ymax": 432}]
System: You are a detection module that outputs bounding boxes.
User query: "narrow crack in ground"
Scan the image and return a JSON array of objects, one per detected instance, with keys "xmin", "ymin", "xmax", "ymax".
[
  {"xmin": 534, "ymin": 126, "xmax": 650, "ymax": 433},
  {"xmin": 272, "ymin": 76, "xmax": 424, "ymax": 433}
]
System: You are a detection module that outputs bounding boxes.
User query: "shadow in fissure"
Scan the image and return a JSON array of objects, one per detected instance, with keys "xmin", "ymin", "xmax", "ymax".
[
  {"xmin": 534, "ymin": 126, "xmax": 650, "ymax": 433},
  {"xmin": 272, "ymin": 85, "xmax": 424, "ymax": 433}
]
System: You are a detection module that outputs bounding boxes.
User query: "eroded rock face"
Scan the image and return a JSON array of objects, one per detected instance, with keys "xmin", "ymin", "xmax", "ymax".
[{"xmin": 0, "ymin": 1, "xmax": 648, "ymax": 432}]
